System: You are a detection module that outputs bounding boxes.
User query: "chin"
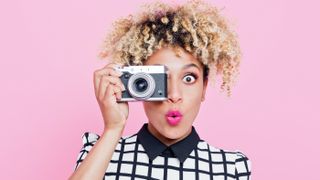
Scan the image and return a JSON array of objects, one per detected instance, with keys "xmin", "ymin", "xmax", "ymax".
[
  {"xmin": 149, "ymin": 118, "xmax": 190, "ymax": 140},
  {"xmin": 161, "ymin": 127, "xmax": 185, "ymax": 140}
]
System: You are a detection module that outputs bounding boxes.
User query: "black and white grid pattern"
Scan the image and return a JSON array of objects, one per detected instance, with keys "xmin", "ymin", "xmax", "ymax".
[{"xmin": 74, "ymin": 125, "xmax": 251, "ymax": 180}]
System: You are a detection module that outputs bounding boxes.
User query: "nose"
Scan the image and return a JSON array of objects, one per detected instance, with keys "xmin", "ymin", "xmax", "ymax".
[{"xmin": 167, "ymin": 80, "xmax": 182, "ymax": 104}]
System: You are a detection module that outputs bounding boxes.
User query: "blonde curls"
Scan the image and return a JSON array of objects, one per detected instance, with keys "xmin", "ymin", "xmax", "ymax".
[{"xmin": 98, "ymin": 0, "xmax": 242, "ymax": 97}]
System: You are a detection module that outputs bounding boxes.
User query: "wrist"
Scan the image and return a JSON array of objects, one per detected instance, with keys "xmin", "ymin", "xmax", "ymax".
[{"xmin": 103, "ymin": 125, "xmax": 125, "ymax": 134}]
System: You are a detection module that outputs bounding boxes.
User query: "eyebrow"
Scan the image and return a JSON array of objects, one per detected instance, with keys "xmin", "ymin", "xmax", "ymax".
[{"xmin": 152, "ymin": 63, "xmax": 201, "ymax": 71}]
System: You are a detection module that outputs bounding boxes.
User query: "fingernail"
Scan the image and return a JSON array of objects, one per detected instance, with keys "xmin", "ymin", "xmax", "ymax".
[{"xmin": 115, "ymin": 70, "xmax": 123, "ymax": 76}]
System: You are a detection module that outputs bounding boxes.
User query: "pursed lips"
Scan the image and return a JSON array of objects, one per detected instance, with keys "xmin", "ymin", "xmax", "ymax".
[
  {"xmin": 166, "ymin": 110, "xmax": 182, "ymax": 117},
  {"xmin": 165, "ymin": 110, "xmax": 183, "ymax": 126}
]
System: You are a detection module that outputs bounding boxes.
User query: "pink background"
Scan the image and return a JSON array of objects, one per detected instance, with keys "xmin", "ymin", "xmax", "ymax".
[{"xmin": 1, "ymin": 0, "xmax": 319, "ymax": 179}]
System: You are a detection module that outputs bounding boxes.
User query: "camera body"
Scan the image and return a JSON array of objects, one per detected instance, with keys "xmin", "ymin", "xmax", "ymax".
[{"xmin": 115, "ymin": 65, "xmax": 168, "ymax": 102}]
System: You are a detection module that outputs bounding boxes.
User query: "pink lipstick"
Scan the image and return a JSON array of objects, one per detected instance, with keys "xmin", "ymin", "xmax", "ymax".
[{"xmin": 166, "ymin": 110, "xmax": 183, "ymax": 126}]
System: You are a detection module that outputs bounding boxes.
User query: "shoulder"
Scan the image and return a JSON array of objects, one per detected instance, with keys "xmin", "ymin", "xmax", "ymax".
[
  {"xmin": 80, "ymin": 131, "xmax": 138, "ymax": 147},
  {"xmin": 198, "ymin": 140, "xmax": 252, "ymax": 178},
  {"xmin": 74, "ymin": 132, "xmax": 139, "ymax": 171},
  {"xmin": 197, "ymin": 140, "xmax": 250, "ymax": 162}
]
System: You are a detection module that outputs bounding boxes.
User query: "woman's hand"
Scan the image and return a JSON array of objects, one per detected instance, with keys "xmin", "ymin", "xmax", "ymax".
[{"xmin": 93, "ymin": 63, "xmax": 129, "ymax": 131}]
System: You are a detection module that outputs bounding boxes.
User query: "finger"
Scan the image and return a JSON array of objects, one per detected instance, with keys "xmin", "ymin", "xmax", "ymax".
[
  {"xmin": 96, "ymin": 66, "xmax": 123, "ymax": 77},
  {"xmin": 96, "ymin": 74, "xmax": 125, "ymax": 101},
  {"xmin": 103, "ymin": 62, "xmax": 124, "ymax": 70},
  {"xmin": 104, "ymin": 84, "xmax": 118, "ymax": 102},
  {"xmin": 113, "ymin": 85, "xmax": 122, "ymax": 101},
  {"xmin": 102, "ymin": 63, "xmax": 124, "ymax": 77},
  {"xmin": 98, "ymin": 75, "xmax": 110, "ymax": 100},
  {"xmin": 94, "ymin": 68, "xmax": 122, "ymax": 90},
  {"xmin": 94, "ymin": 67, "xmax": 123, "ymax": 97},
  {"xmin": 98, "ymin": 75, "xmax": 125, "ymax": 101},
  {"xmin": 103, "ymin": 75, "xmax": 125, "ymax": 91}
]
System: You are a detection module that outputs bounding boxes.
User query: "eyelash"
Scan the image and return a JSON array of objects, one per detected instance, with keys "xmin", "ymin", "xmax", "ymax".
[{"xmin": 183, "ymin": 73, "xmax": 198, "ymax": 84}]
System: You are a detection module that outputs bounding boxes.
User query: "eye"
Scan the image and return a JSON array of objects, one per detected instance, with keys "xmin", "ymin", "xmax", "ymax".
[{"xmin": 182, "ymin": 73, "xmax": 197, "ymax": 84}]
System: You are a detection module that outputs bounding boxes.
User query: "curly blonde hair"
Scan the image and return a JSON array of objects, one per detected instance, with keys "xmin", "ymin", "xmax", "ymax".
[{"xmin": 98, "ymin": 0, "xmax": 242, "ymax": 97}]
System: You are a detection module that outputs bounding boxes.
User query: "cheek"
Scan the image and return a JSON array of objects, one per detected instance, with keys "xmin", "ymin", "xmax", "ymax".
[
  {"xmin": 183, "ymin": 85, "xmax": 204, "ymax": 113},
  {"xmin": 142, "ymin": 102, "xmax": 162, "ymax": 118},
  {"xmin": 183, "ymin": 84, "xmax": 204, "ymax": 100}
]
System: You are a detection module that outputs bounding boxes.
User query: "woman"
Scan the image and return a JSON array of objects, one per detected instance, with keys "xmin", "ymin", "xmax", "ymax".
[{"xmin": 69, "ymin": 1, "xmax": 251, "ymax": 179}]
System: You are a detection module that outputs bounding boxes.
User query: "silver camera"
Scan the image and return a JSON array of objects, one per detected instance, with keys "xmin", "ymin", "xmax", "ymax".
[{"xmin": 115, "ymin": 65, "xmax": 168, "ymax": 102}]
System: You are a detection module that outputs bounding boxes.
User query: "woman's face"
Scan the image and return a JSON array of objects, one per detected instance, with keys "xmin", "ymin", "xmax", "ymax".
[{"xmin": 142, "ymin": 46, "xmax": 208, "ymax": 145}]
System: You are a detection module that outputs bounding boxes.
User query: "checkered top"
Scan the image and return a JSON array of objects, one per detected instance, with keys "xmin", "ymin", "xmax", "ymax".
[{"xmin": 74, "ymin": 124, "xmax": 251, "ymax": 180}]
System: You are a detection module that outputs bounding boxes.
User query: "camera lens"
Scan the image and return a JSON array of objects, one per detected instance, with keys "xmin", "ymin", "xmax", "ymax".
[
  {"xmin": 134, "ymin": 78, "xmax": 148, "ymax": 92},
  {"xmin": 127, "ymin": 72, "xmax": 156, "ymax": 100}
]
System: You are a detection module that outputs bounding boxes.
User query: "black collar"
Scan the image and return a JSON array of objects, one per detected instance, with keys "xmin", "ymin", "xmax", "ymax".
[{"xmin": 137, "ymin": 123, "xmax": 200, "ymax": 164}]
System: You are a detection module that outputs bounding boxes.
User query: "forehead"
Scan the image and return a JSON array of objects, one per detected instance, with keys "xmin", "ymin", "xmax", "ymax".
[{"xmin": 144, "ymin": 47, "xmax": 203, "ymax": 70}]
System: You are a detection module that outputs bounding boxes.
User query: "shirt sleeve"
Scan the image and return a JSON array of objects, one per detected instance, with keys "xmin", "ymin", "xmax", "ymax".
[
  {"xmin": 73, "ymin": 132, "xmax": 101, "ymax": 171},
  {"xmin": 235, "ymin": 151, "xmax": 252, "ymax": 180}
]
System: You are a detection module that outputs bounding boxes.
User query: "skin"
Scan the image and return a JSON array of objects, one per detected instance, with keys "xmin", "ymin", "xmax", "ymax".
[
  {"xmin": 143, "ymin": 46, "xmax": 208, "ymax": 146},
  {"xmin": 69, "ymin": 47, "xmax": 208, "ymax": 179}
]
